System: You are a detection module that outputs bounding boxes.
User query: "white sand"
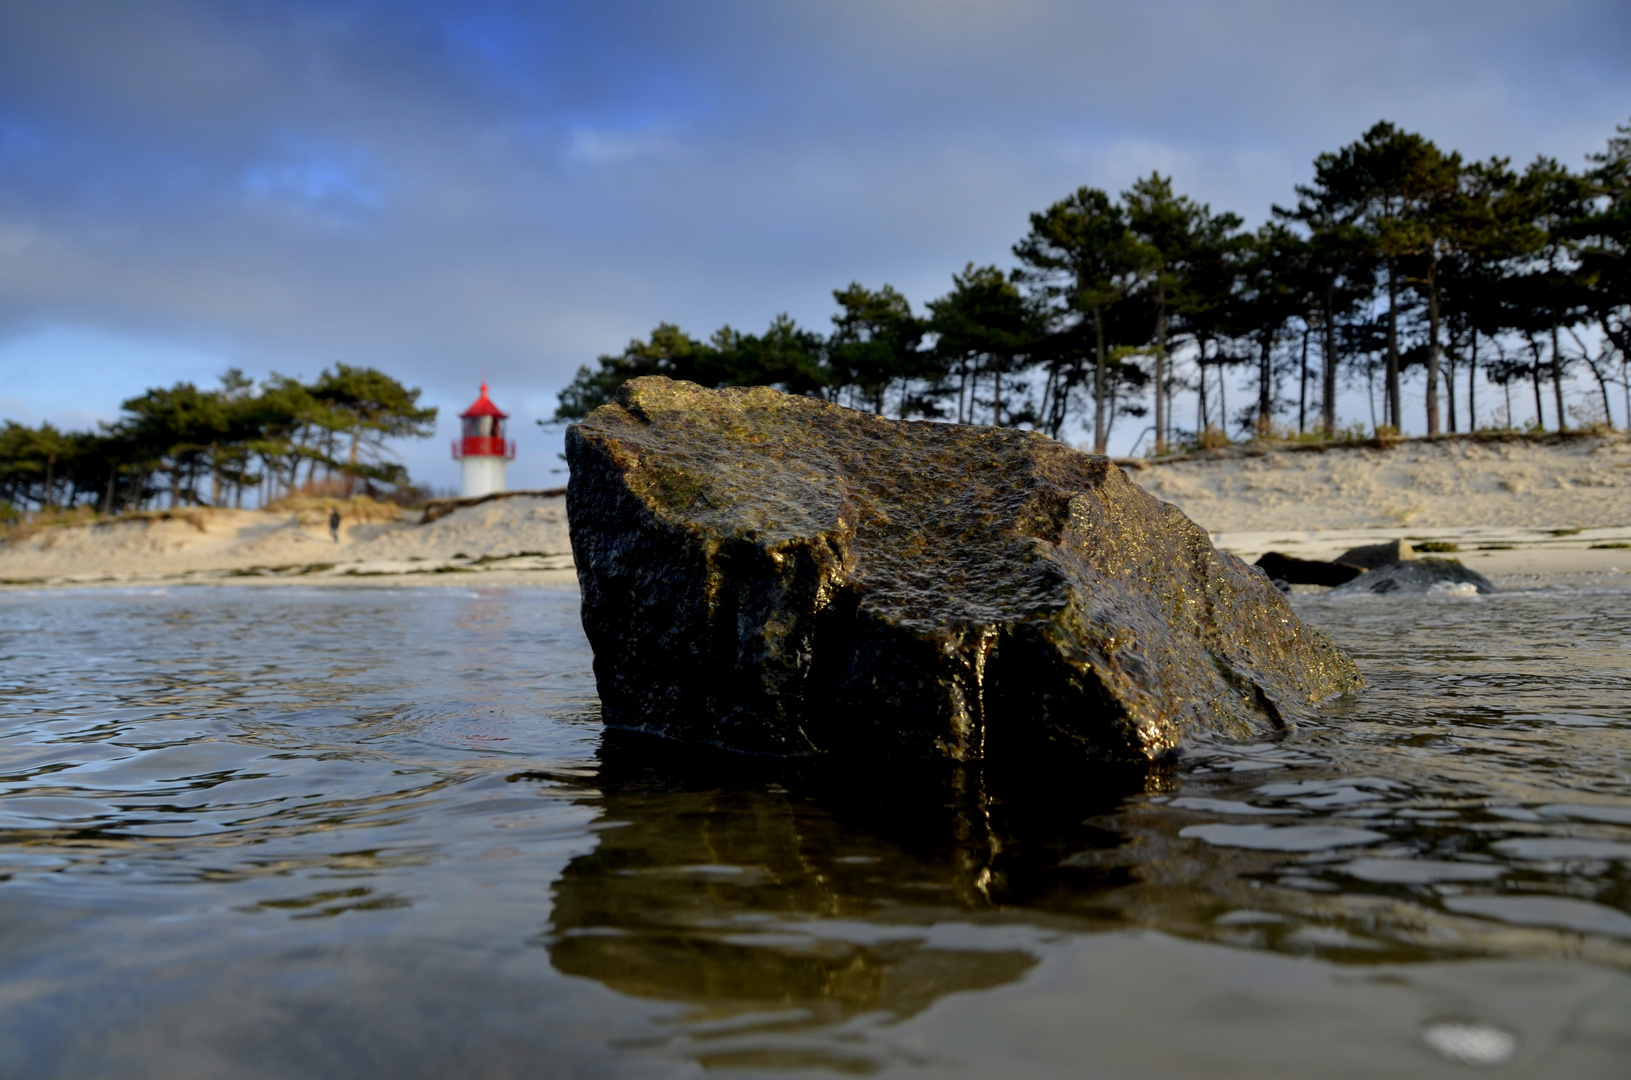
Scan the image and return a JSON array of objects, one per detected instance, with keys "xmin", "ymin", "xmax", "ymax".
[{"xmin": 4, "ymin": 434, "xmax": 1629, "ymax": 590}]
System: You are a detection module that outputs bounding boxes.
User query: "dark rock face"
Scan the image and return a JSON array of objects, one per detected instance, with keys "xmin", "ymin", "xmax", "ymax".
[
  {"xmin": 1253, "ymin": 552, "xmax": 1367, "ymax": 588},
  {"xmin": 566, "ymin": 377, "xmax": 1361, "ymax": 763},
  {"xmin": 1328, "ymin": 557, "xmax": 1496, "ymax": 596}
]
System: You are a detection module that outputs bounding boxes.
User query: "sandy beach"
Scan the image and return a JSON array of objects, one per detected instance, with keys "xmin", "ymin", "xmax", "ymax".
[
  {"xmin": 1129, "ymin": 432, "xmax": 1631, "ymax": 589},
  {"xmin": 3, "ymin": 433, "xmax": 1629, "ymax": 591},
  {"xmin": 0, "ymin": 494, "xmax": 577, "ymax": 589}
]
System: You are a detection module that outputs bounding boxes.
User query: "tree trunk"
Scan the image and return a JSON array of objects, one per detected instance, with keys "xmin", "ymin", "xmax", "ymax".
[
  {"xmin": 1444, "ymin": 353, "xmax": 1457, "ymax": 433},
  {"xmin": 1154, "ymin": 282, "xmax": 1167, "ymax": 454},
  {"xmin": 1256, "ymin": 332, "xmax": 1273, "ymax": 432},
  {"xmin": 1385, "ymin": 261, "xmax": 1401, "ymax": 431},
  {"xmin": 1590, "ymin": 359, "xmax": 1615, "ymax": 428},
  {"xmin": 1322, "ymin": 294, "xmax": 1337, "ymax": 434},
  {"xmin": 1055, "ymin": 359, "xmax": 1071, "ymax": 438},
  {"xmin": 1443, "ymin": 325, "xmax": 1458, "ymax": 434},
  {"xmin": 1550, "ymin": 319, "xmax": 1568, "ymax": 432},
  {"xmin": 1424, "ymin": 255, "xmax": 1441, "ymax": 435},
  {"xmin": 1573, "ymin": 330, "xmax": 1616, "ymax": 429},
  {"xmin": 1039, "ymin": 362, "xmax": 1055, "ymax": 434},
  {"xmin": 1196, "ymin": 339, "xmax": 1209, "ymax": 436},
  {"xmin": 1105, "ymin": 375, "xmax": 1120, "ymax": 445},
  {"xmin": 1527, "ymin": 333, "xmax": 1547, "ymax": 429},
  {"xmin": 1092, "ymin": 306, "xmax": 1107, "ymax": 453},
  {"xmin": 1469, "ymin": 331, "xmax": 1479, "ymax": 431},
  {"xmin": 1298, "ymin": 320, "xmax": 1310, "ymax": 434},
  {"xmin": 1165, "ymin": 367, "xmax": 1175, "ymax": 450},
  {"xmin": 347, "ymin": 428, "xmax": 361, "ymax": 496},
  {"xmin": 1598, "ymin": 314, "xmax": 1631, "ymax": 428},
  {"xmin": 210, "ymin": 442, "xmax": 221, "ymax": 507}
]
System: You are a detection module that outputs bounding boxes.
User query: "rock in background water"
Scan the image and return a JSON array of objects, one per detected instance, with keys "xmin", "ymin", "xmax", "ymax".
[
  {"xmin": 1329, "ymin": 557, "xmax": 1496, "ymax": 596},
  {"xmin": 1336, "ymin": 539, "xmax": 1414, "ymax": 569},
  {"xmin": 1254, "ymin": 551, "xmax": 1367, "ymax": 588},
  {"xmin": 566, "ymin": 378, "xmax": 1360, "ymax": 762}
]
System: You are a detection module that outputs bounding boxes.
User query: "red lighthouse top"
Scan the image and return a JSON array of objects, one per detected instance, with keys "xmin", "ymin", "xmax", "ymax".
[
  {"xmin": 460, "ymin": 383, "xmax": 508, "ymax": 420},
  {"xmin": 453, "ymin": 383, "xmax": 515, "ymax": 460}
]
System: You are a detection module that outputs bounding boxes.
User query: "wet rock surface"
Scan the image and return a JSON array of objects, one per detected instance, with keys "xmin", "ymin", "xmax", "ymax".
[
  {"xmin": 565, "ymin": 377, "xmax": 1361, "ymax": 762},
  {"xmin": 1329, "ymin": 557, "xmax": 1496, "ymax": 596}
]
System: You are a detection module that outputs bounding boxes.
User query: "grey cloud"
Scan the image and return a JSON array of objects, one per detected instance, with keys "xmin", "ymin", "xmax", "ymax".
[{"xmin": 0, "ymin": 0, "xmax": 1627, "ymax": 444}]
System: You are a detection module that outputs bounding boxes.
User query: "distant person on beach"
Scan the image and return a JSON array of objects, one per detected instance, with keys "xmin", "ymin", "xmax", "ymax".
[{"xmin": 328, "ymin": 507, "xmax": 341, "ymax": 543}]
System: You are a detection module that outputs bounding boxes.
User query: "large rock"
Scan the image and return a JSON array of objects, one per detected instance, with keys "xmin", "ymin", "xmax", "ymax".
[{"xmin": 565, "ymin": 378, "xmax": 1361, "ymax": 763}]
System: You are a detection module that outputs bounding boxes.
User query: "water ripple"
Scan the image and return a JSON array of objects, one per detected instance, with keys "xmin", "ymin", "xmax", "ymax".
[{"xmin": 0, "ymin": 583, "xmax": 1628, "ymax": 1076}]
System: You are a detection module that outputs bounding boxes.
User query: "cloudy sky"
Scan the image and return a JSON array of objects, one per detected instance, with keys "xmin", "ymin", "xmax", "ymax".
[{"xmin": 2, "ymin": 0, "xmax": 1628, "ymax": 485}]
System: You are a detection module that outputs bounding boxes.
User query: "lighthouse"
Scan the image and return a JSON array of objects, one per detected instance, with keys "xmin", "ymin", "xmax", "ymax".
[{"xmin": 452, "ymin": 383, "xmax": 515, "ymax": 498}]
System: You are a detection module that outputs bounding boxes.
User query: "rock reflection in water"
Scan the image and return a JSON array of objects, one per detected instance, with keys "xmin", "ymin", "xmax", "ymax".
[{"xmin": 540, "ymin": 731, "xmax": 1157, "ymax": 1032}]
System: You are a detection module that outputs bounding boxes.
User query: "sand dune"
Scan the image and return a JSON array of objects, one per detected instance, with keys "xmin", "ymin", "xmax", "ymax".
[
  {"xmin": 3, "ymin": 434, "xmax": 1629, "ymax": 590},
  {"xmin": 1131, "ymin": 433, "xmax": 1631, "ymax": 591},
  {"xmin": 0, "ymin": 494, "xmax": 576, "ymax": 588},
  {"xmin": 1130, "ymin": 432, "xmax": 1631, "ymax": 532}
]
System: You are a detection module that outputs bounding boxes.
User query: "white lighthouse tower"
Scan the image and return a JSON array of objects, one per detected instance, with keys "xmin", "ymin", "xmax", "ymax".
[{"xmin": 452, "ymin": 383, "xmax": 514, "ymax": 498}]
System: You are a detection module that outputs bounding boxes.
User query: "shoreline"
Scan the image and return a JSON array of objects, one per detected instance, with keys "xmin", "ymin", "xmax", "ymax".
[
  {"xmin": 0, "ymin": 493, "xmax": 578, "ymax": 592},
  {"xmin": 0, "ymin": 566, "xmax": 582, "ymax": 592},
  {"xmin": 4, "ymin": 434, "xmax": 1630, "ymax": 592},
  {"xmin": 1214, "ymin": 525, "xmax": 1631, "ymax": 595}
]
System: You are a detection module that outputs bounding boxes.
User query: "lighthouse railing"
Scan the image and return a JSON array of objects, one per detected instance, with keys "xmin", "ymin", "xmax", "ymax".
[{"xmin": 453, "ymin": 436, "xmax": 513, "ymax": 459}]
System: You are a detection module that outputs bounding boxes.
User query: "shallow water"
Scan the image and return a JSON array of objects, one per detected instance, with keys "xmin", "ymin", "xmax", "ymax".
[{"xmin": 0, "ymin": 583, "xmax": 1629, "ymax": 1078}]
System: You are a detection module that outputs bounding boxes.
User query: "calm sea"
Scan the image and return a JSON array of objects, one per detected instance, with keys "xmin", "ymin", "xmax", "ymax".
[{"xmin": 0, "ymin": 583, "xmax": 1628, "ymax": 1077}]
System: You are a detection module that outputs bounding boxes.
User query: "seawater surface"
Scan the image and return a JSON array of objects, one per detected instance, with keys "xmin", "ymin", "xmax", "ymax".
[{"xmin": 1, "ymin": 583, "xmax": 1629, "ymax": 1078}]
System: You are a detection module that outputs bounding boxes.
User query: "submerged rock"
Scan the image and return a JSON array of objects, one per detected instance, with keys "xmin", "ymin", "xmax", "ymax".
[
  {"xmin": 566, "ymin": 377, "xmax": 1361, "ymax": 763},
  {"xmin": 1254, "ymin": 551, "xmax": 1367, "ymax": 588},
  {"xmin": 1328, "ymin": 557, "xmax": 1495, "ymax": 596}
]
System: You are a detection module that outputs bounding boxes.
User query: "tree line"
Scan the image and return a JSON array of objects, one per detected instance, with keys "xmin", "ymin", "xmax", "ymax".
[
  {"xmin": 556, "ymin": 119, "xmax": 1631, "ymax": 453},
  {"xmin": 0, "ymin": 366, "xmax": 436, "ymax": 516}
]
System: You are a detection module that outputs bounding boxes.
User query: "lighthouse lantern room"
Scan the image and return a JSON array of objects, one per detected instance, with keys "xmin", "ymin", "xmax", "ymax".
[{"xmin": 452, "ymin": 383, "xmax": 515, "ymax": 498}]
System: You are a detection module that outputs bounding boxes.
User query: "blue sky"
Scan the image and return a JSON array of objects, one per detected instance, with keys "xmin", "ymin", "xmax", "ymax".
[{"xmin": 2, "ymin": 0, "xmax": 1628, "ymax": 486}]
